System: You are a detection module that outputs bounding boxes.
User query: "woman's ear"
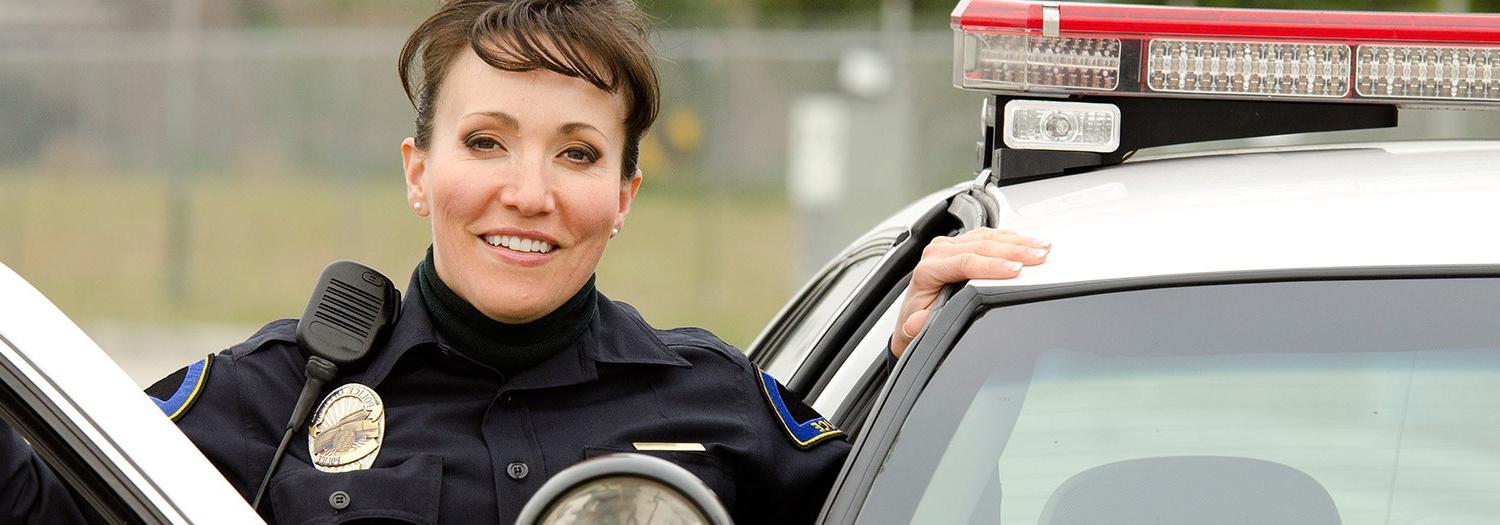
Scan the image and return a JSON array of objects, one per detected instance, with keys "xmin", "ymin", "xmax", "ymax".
[
  {"xmin": 616, "ymin": 169, "xmax": 643, "ymax": 230},
  {"xmin": 402, "ymin": 137, "xmax": 430, "ymax": 217}
]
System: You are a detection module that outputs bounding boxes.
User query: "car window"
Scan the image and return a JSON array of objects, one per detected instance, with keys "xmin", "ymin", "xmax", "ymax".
[
  {"xmin": 811, "ymin": 290, "xmax": 902, "ymax": 417},
  {"xmin": 760, "ymin": 252, "xmax": 884, "ymax": 379},
  {"xmin": 860, "ymin": 277, "xmax": 1500, "ymax": 525},
  {"xmin": 0, "ymin": 419, "xmax": 109, "ymax": 522},
  {"xmin": 0, "ymin": 339, "xmax": 129, "ymax": 523}
]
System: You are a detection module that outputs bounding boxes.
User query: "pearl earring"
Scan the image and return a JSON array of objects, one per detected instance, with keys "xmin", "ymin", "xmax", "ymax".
[
  {"xmin": 413, "ymin": 202, "xmax": 422, "ymax": 210},
  {"xmin": 610, "ymin": 227, "xmax": 620, "ymax": 238}
]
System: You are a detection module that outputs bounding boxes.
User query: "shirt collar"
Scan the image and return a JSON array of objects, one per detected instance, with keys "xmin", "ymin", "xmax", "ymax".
[
  {"xmin": 501, "ymin": 292, "xmax": 692, "ymax": 392},
  {"xmin": 345, "ymin": 268, "xmax": 689, "ymax": 389},
  {"xmin": 342, "ymin": 269, "xmax": 437, "ymax": 387}
]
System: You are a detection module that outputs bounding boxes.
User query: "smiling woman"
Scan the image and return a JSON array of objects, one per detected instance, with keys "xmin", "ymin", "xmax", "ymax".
[
  {"xmin": 404, "ymin": 53, "xmax": 637, "ymax": 324},
  {"xmin": 397, "ymin": 0, "xmax": 656, "ymax": 324},
  {"xmin": 147, "ymin": 1, "xmax": 860, "ymax": 523},
  {"xmin": 0, "ymin": 0, "xmax": 1048, "ymax": 523}
]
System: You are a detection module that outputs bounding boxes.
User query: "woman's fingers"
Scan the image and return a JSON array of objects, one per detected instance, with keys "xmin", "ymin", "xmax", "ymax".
[
  {"xmin": 920, "ymin": 239, "xmax": 1049, "ymax": 267},
  {"xmin": 915, "ymin": 228, "xmax": 1050, "ymax": 290},
  {"xmin": 899, "ymin": 308, "xmax": 931, "ymax": 341},
  {"xmin": 890, "ymin": 308, "xmax": 928, "ymax": 359},
  {"xmin": 928, "ymin": 228, "xmax": 1048, "ymax": 249},
  {"xmin": 912, "ymin": 252, "xmax": 1023, "ymax": 291},
  {"xmin": 890, "ymin": 228, "xmax": 1051, "ymax": 358}
]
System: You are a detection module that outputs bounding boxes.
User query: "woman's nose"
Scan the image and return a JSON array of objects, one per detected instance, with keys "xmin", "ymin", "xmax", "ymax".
[{"xmin": 498, "ymin": 158, "xmax": 557, "ymax": 216}]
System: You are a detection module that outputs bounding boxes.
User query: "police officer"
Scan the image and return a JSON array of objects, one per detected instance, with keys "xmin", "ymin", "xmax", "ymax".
[{"xmin": 1, "ymin": 1, "xmax": 1050, "ymax": 522}]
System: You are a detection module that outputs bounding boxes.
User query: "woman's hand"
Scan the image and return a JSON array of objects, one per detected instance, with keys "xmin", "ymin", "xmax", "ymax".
[{"xmin": 890, "ymin": 228, "xmax": 1050, "ymax": 358}]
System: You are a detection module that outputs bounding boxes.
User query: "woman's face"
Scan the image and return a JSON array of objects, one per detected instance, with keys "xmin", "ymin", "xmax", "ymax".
[{"xmin": 403, "ymin": 49, "xmax": 640, "ymax": 323}]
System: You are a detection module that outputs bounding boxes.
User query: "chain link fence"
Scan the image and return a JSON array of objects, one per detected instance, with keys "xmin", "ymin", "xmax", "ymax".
[{"xmin": 3, "ymin": 3, "xmax": 1496, "ymax": 384}]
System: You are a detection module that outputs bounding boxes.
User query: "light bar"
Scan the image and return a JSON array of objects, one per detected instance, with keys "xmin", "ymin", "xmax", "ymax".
[
  {"xmin": 1147, "ymin": 40, "xmax": 1350, "ymax": 98},
  {"xmin": 1356, "ymin": 45, "xmax": 1500, "ymax": 100},
  {"xmin": 1002, "ymin": 100, "xmax": 1120, "ymax": 153},
  {"xmin": 953, "ymin": 0, "xmax": 1500, "ymax": 106},
  {"xmin": 965, "ymin": 33, "xmax": 1121, "ymax": 92}
]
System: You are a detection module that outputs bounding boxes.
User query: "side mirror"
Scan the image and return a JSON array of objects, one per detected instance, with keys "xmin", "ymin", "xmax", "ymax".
[{"xmin": 514, "ymin": 453, "xmax": 734, "ymax": 525}]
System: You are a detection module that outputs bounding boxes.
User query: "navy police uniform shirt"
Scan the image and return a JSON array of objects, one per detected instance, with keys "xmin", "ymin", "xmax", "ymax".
[{"xmin": 158, "ymin": 271, "xmax": 851, "ymax": 524}]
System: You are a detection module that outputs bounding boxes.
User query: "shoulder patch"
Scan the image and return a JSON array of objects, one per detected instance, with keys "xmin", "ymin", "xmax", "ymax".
[
  {"xmin": 145, "ymin": 354, "xmax": 214, "ymax": 421},
  {"xmin": 757, "ymin": 367, "xmax": 844, "ymax": 449}
]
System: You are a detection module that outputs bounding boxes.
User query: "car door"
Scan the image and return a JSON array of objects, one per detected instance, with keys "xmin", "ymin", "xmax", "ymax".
[
  {"xmin": 0, "ymin": 262, "xmax": 261, "ymax": 524},
  {"xmin": 823, "ymin": 269, "xmax": 1500, "ymax": 524}
]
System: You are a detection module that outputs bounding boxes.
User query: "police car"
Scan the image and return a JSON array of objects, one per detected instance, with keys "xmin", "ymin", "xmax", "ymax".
[
  {"xmin": 748, "ymin": 1, "xmax": 1500, "ymax": 523},
  {"xmin": 4, "ymin": 0, "xmax": 1500, "ymax": 523}
]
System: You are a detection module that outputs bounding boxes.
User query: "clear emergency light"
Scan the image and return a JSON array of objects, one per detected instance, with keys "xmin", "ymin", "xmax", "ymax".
[
  {"xmin": 1003, "ymin": 100, "xmax": 1119, "ymax": 152},
  {"xmin": 954, "ymin": 0, "xmax": 1500, "ymax": 105}
]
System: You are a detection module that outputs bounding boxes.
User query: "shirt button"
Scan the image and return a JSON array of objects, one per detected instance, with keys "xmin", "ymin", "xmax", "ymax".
[
  {"xmin": 506, "ymin": 461, "xmax": 529, "ymax": 480},
  {"xmin": 328, "ymin": 490, "xmax": 351, "ymax": 510}
]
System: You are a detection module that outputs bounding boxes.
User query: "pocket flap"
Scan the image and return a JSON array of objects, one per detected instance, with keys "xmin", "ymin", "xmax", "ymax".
[{"xmin": 270, "ymin": 454, "xmax": 443, "ymax": 525}]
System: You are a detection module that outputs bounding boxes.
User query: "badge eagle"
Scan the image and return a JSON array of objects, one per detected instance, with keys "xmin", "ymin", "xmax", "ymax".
[{"xmin": 308, "ymin": 383, "xmax": 386, "ymax": 473}]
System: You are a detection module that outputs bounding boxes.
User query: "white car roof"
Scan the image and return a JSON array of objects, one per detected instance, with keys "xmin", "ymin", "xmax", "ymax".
[
  {"xmin": 973, "ymin": 140, "xmax": 1500, "ymax": 288},
  {"xmin": 0, "ymin": 263, "xmax": 261, "ymax": 524}
]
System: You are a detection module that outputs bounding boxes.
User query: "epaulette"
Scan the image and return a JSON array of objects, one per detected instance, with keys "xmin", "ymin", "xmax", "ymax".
[
  {"xmin": 145, "ymin": 354, "xmax": 214, "ymax": 421},
  {"xmin": 656, "ymin": 327, "xmax": 746, "ymax": 369},
  {"xmin": 756, "ymin": 367, "xmax": 844, "ymax": 449},
  {"xmin": 228, "ymin": 318, "xmax": 299, "ymax": 360}
]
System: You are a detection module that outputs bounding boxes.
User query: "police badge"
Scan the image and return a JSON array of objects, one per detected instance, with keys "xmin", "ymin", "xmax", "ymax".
[{"xmin": 308, "ymin": 383, "xmax": 386, "ymax": 473}]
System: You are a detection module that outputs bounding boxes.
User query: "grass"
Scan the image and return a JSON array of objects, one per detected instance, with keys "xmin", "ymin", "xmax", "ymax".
[{"xmin": 1, "ymin": 171, "xmax": 798, "ymax": 349}]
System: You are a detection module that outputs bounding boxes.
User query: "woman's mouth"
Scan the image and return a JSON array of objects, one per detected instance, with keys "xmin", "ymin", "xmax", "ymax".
[
  {"xmin": 482, "ymin": 234, "xmax": 555, "ymax": 254},
  {"xmin": 479, "ymin": 233, "xmax": 557, "ymax": 268}
]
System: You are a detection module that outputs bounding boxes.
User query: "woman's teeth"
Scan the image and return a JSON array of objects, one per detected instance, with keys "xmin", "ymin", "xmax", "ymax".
[{"xmin": 483, "ymin": 234, "xmax": 554, "ymax": 254}]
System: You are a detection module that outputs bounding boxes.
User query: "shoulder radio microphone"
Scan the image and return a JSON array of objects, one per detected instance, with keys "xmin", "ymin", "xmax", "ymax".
[{"xmin": 251, "ymin": 260, "xmax": 400, "ymax": 510}]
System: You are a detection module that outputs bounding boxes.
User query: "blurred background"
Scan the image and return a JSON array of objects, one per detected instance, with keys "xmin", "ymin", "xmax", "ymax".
[{"xmin": 2, "ymin": 0, "xmax": 1497, "ymax": 385}]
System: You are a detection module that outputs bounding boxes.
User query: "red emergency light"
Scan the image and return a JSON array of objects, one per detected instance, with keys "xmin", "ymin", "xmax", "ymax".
[{"xmin": 952, "ymin": 0, "xmax": 1500, "ymax": 105}]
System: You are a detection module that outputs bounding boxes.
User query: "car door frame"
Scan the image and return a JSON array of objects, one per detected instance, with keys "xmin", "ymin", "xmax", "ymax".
[{"xmin": 0, "ymin": 333, "xmax": 165, "ymax": 523}]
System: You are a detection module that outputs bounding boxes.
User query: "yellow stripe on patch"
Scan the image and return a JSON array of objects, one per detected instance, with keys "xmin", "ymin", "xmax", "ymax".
[
  {"xmin": 757, "ymin": 367, "xmax": 844, "ymax": 448},
  {"xmin": 166, "ymin": 355, "xmax": 211, "ymax": 421}
]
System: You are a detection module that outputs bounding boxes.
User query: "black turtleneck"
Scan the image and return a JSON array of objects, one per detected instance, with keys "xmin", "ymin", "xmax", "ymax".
[{"xmin": 416, "ymin": 248, "xmax": 597, "ymax": 377}]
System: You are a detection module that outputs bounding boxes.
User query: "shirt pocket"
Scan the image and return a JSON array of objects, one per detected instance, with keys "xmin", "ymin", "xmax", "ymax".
[
  {"xmin": 583, "ymin": 445, "xmax": 736, "ymax": 510},
  {"xmin": 269, "ymin": 453, "xmax": 444, "ymax": 525}
]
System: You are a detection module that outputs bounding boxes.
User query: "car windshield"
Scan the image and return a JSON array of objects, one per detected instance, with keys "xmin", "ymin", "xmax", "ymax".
[{"xmin": 865, "ymin": 276, "xmax": 1500, "ymax": 525}]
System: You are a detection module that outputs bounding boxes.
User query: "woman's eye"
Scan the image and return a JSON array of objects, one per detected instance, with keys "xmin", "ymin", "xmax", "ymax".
[
  {"xmin": 562, "ymin": 147, "xmax": 598, "ymax": 164},
  {"xmin": 466, "ymin": 137, "xmax": 501, "ymax": 152}
]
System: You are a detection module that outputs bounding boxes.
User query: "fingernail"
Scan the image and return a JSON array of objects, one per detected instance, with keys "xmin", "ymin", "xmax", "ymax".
[
  {"xmin": 1034, "ymin": 239, "xmax": 1052, "ymax": 248},
  {"xmin": 1028, "ymin": 248, "xmax": 1049, "ymax": 258},
  {"xmin": 1004, "ymin": 261, "xmax": 1023, "ymax": 272}
]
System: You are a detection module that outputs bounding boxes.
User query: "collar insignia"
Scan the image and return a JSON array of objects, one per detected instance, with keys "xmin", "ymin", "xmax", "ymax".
[
  {"xmin": 632, "ymin": 442, "xmax": 707, "ymax": 452},
  {"xmin": 308, "ymin": 383, "xmax": 386, "ymax": 473}
]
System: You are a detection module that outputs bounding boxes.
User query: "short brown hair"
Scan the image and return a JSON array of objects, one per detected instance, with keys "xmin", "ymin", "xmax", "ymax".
[{"xmin": 398, "ymin": 0, "xmax": 659, "ymax": 179}]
